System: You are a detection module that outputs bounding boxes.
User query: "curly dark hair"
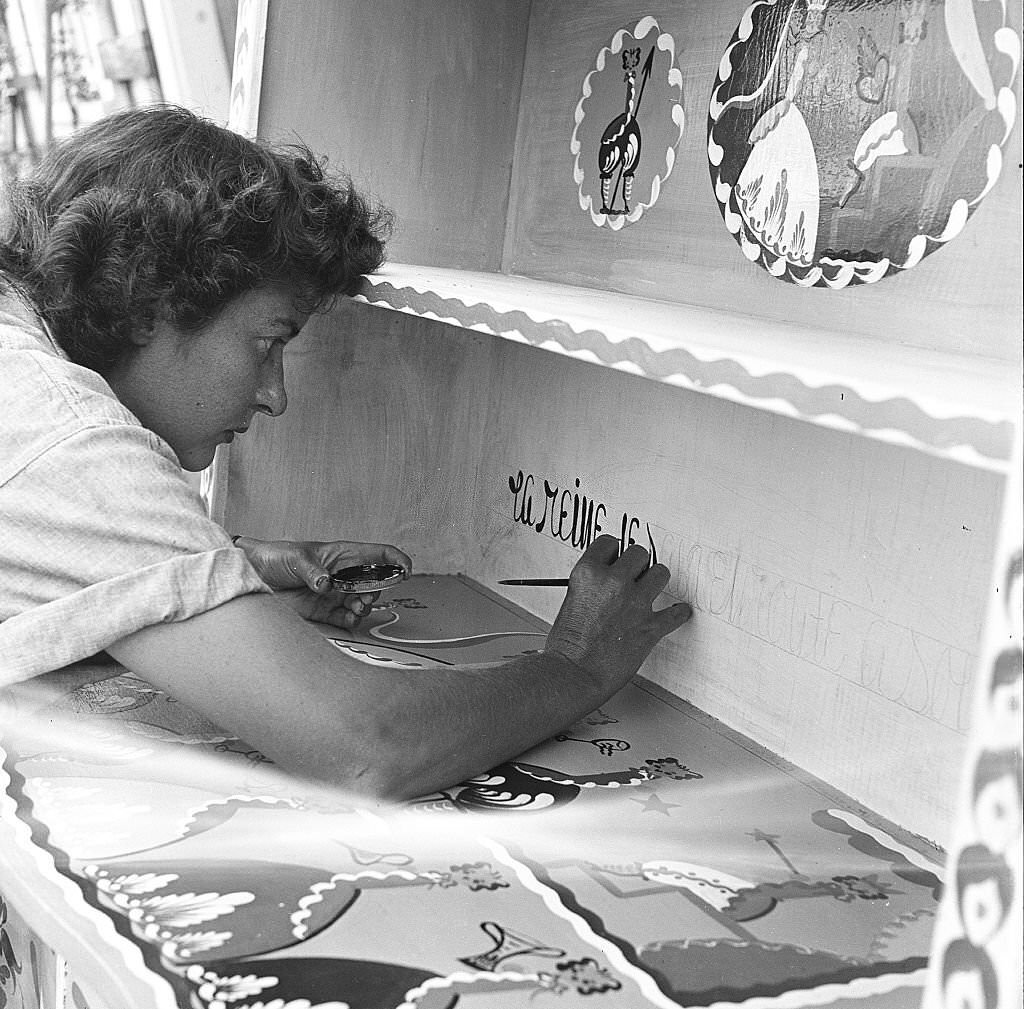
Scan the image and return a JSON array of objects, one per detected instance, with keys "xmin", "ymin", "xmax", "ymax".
[{"xmin": 0, "ymin": 105, "xmax": 392, "ymax": 374}]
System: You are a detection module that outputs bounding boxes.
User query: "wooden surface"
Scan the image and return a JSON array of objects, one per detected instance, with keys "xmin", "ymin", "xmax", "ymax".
[
  {"xmin": 258, "ymin": 0, "xmax": 529, "ymax": 271},
  {"xmin": 505, "ymin": 0, "xmax": 1022, "ymax": 362},
  {"xmin": 226, "ymin": 300, "xmax": 1006, "ymax": 846}
]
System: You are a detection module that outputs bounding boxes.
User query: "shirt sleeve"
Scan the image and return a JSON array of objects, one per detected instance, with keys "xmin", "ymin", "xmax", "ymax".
[{"xmin": 0, "ymin": 420, "xmax": 271, "ymax": 683}]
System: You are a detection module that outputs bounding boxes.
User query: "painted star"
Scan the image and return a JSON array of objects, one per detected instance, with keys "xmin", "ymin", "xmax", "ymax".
[{"xmin": 630, "ymin": 793, "xmax": 682, "ymax": 815}]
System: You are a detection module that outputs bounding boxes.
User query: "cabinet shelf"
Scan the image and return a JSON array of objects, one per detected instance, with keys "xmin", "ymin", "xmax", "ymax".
[{"xmin": 357, "ymin": 263, "xmax": 1018, "ymax": 473}]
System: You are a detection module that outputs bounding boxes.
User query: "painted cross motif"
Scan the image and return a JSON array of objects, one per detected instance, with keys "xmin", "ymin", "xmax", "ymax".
[{"xmin": 750, "ymin": 827, "xmax": 805, "ymax": 876}]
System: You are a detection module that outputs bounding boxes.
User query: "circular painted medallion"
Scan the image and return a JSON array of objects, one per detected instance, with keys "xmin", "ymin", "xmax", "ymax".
[
  {"xmin": 707, "ymin": 0, "xmax": 1020, "ymax": 286},
  {"xmin": 571, "ymin": 16, "xmax": 686, "ymax": 230}
]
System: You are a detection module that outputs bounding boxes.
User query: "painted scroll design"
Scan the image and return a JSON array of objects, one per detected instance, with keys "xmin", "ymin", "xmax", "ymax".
[
  {"xmin": 571, "ymin": 16, "xmax": 685, "ymax": 229},
  {"xmin": 707, "ymin": 0, "xmax": 1020, "ymax": 286},
  {"xmin": 367, "ymin": 610, "xmax": 544, "ymax": 648},
  {"xmin": 357, "ymin": 277, "xmax": 1015, "ymax": 468}
]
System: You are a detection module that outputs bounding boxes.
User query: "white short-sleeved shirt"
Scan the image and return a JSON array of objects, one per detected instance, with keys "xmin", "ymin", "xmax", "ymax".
[{"xmin": 0, "ymin": 294, "xmax": 270, "ymax": 684}]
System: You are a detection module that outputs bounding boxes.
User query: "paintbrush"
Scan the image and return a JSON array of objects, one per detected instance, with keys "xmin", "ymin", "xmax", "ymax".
[{"xmin": 498, "ymin": 578, "xmax": 570, "ymax": 586}]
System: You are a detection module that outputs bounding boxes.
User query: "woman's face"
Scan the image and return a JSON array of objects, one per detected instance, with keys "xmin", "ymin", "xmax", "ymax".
[{"xmin": 108, "ymin": 285, "xmax": 310, "ymax": 471}]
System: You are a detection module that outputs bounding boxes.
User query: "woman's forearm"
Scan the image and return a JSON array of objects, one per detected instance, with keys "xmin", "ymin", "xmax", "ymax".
[
  {"xmin": 106, "ymin": 537, "xmax": 690, "ymax": 801},
  {"xmin": 105, "ymin": 594, "xmax": 629, "ymax": 801}
]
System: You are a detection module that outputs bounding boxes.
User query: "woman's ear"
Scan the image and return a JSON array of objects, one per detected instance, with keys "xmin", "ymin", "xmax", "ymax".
[{"xmin": 127, "ymin": 317, "xmax": 163, "ymax": 347}]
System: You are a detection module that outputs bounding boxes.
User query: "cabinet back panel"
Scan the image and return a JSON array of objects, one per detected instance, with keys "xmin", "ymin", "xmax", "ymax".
[
  {"xmin": 224, "ymin": 304, "xmax": 490, "ymax": 574},
  {"xmin": 225, "ymin": 302, "xmax": 1004, "ymax": 845},
  {"xmin": 259, "ymin": 0, "xmax": 529, "ymax": 270}
]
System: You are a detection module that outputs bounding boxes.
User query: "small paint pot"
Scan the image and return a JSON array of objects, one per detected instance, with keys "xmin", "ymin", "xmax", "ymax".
[{"xmin": 330, "ymin": 563, "xmax": 405, "ymax": 593}]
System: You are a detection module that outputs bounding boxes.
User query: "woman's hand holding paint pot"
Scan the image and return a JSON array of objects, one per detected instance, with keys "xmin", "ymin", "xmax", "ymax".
[{"xmin": 230, "ymin": 536, "xmax": 411, "ymax": 628}]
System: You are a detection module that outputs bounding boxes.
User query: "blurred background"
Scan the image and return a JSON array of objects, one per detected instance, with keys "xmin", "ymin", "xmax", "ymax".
[{"xmin": 1, "ymin": 0, "xmax": 236, "ymax": 186}]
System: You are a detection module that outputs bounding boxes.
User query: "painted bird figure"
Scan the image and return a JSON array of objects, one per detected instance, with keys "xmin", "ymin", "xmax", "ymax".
[{"xmin": 599, "ymin": 46, "xmax": 654, "ymax": 215}]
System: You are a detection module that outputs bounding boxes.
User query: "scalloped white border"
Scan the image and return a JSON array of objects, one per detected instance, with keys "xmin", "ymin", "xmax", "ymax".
[
  {"xmin": 707, "ymin": 0, "xmax": 1020, "ymax": 286},
  {"xmin": 571, "ymin": 16, "xmax": 686, "ymax": 230}
]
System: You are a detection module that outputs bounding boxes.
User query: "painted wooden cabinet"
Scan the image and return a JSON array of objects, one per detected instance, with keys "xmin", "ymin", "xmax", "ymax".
[
  {"xmin": 0, "ymin": 4, "xmax": 1019, "ymax": 1008},
  {"xmin": 214, "ymin": 0, "xmax": 1020, "ymax": 1003}
]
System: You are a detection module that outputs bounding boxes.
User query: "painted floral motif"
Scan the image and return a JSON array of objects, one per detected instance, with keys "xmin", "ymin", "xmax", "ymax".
[
  {"xmin": 228, "ymin": 1003, "xmax": 350, "ymax": 1009},
  {"xmin": 447, "ymin": 862, "xmax": 510, "ymax": 891},
  {"xmin": 645, "ymin": 757, "xmax": 702, "ymax": 781},
  {"xmin": 831, "ymin": 872, "xmax": 894, "ymax": 901},
  {"xmin": 538, "ymin": 957, "xmax": 623, "ymax": 995}
]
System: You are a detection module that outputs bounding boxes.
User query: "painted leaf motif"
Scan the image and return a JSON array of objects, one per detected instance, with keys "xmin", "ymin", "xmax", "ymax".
[
  {"xmin": 234, "ymin": 1002, "xmax": 352, "ymax": 1009},
  {"xmin": 124, "ymin": 890, "xmax": 255, "ymax": 928},
  {"xmin": 186, "ymin": 967, "xmax": 278, "ymax": 1001},
  {"xmin": 96, "ymin": 871, "xmax": 179, "ymax": 895},
  {"xmin": 158, "ymin": 930, "xmax": 232, "ymax": 958}
]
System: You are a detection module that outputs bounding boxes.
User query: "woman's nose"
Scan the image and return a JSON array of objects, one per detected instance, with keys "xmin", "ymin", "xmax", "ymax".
[
  {"xmin": 256, "ymin": 356, "xmax": 288, "ymax": 417},
  {"xmin": 256, "ymin": 381, "xmax": 287, "ymax": 417}
]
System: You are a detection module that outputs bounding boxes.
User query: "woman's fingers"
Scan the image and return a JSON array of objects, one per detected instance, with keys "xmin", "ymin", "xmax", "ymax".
[
  {"xmin": 650, "ymin": 600, "xmax": 693, "ymax": 634},
  {"xmin": 586, "ymin": 533, "xmax": 622, "ymax": 565},
  {"xmin": 577, "ymin": 535, "xmax": 667, "ymax": 590},
  {"xmin": 637, "ymin": 561, "xmax": 671, "ymax": 594}
]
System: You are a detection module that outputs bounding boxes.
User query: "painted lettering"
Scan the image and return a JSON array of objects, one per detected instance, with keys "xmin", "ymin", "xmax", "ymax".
[
  {"xmin": 506, "ymin": 470, "xmax": 656, "ymax": 563},
  {"xmin": 505, "ymin": 476, "xmax": 975, "ymax": 731}
]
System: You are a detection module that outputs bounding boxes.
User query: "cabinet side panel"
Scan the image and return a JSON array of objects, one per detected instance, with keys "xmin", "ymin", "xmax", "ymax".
[{"xmin": 258, "ymin": 0, "xmax": 529, "ymax": 270}]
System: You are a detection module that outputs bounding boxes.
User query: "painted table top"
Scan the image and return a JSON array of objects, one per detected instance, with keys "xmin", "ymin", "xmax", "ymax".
[{"xmin": 0, "ymin": 576, "xmax": 943, "ymax": 1009}]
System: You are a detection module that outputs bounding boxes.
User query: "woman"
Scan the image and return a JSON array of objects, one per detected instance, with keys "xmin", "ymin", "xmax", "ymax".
[{"xmin": 0, "ymin": 106, "xmax": 690, "ymax": 800}]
